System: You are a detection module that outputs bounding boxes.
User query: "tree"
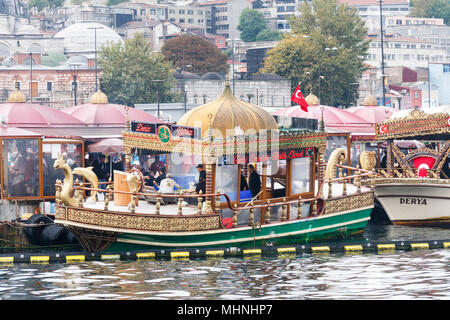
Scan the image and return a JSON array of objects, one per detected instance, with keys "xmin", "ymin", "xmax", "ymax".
[
  {"xmin": 237, "ymin": 8, "xmax": 268, "ymax": 42},
  {"xmin": 262, "ymin": 0, "xmax": 369, "ymax": 107},
  {"xmin": 161, "ymin": 34, "xmax": 227, "ymax": 75},
  {"xmin": 255, "ymin": 29, "xmax": 281, "ymax": 41},
  {"xmin": 98, "ymin": 33, "xmax": 176, "ymax": 107},
  {"xmin": 410, "ymin": 0, "xmax": 450, "ymax": 25},
  {"xmin": 29, "ymin": 0, "xmax": 63, "ymax": 11}
]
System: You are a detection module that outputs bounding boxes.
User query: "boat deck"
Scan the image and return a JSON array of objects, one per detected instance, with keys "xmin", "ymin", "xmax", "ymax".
[{"xmin": 80, "ymin": 181, "xmax": 371, "ymax": 216}]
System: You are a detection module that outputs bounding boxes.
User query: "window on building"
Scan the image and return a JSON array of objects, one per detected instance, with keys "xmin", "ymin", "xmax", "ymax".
[
  {"xmin": 179, "ymin": 9, "xmax": 185, "ymax": 14},
  {"xmin": 15, "ymin": 82, "xmax": 20, "ymax": 90},
  {"xmin": 198, "ymin": 10, "xmax": 203, "ymax": 15},
  {"xmin": 47, "ymin": 82, "xmax": 52, "ymax": 92},
  {"xmin": 188, "ymin": 10, "xmax": 193, "ymax": 15},
  {"xmin": 443, "ymin": 64, "xmax": 450, "ymax": 73}
]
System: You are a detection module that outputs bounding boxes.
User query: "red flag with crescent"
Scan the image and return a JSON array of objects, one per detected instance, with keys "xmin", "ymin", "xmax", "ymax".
[{"xmin": 291, "ymin": 83, "xmax": 309, "ymax": 112}]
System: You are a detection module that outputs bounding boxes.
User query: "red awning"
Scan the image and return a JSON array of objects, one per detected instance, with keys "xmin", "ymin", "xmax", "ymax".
[
  {"xmin": 0, "ymin": 102, "xmax": 86, "ymax": 127},
  {"xmin": 63, "ymin": 103, "xmax": 163, "ymax": 126},
  {"xmin": 347, "ymin": 105, "xmax": 396, "ymax": 124},
  {"xmin": 273, "ymin": 104, "xmax": 373, "ymax": 133},
  {"xmin": 87, "ymin": 138, "xmax": 124, "ymax": 153}
]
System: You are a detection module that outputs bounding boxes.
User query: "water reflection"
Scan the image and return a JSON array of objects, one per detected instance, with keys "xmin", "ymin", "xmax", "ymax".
[{"xmin": 0, "ymin": 223, "xmax": 448, "ymax": 300}]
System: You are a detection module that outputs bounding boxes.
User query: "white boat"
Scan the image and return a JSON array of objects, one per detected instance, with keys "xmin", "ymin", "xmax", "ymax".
[{"xmin": 371, "ymin": 108, "xmax": 450, "ymax": 227}]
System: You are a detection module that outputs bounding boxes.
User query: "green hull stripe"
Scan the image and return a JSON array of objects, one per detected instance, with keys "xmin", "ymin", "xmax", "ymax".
[{"xmin": 110, "ymin": 208, "xmax": 372, "ymax": 250}]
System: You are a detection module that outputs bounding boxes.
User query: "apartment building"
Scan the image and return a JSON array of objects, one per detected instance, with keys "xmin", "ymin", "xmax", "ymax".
[
  {"xmin": 364, "ymin": 34, "xmax": 448, "ymax": 69},
  {"xmin": 386, "ymin": 18, "xmax": 450, "ymax": 59},
  {"xmin": 200, "ymin": 0, "xmax": 251, "ymax": 40},
  {"xmin": 338, "ymin": 0, "xmax": 410, "ymax": 33},
  {"xmin": 166, "ymin": 2, "xmax": 207, "ymax": 32}
]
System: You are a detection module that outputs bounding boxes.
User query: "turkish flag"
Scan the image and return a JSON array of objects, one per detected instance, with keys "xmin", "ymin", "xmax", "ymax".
[{"xmin": 291, "ymin": 83, "xmax": 309, "ymax": 112}]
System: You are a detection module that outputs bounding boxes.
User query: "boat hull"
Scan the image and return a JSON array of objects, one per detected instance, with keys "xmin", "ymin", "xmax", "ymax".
[
  {"xmin": 374, "ymin": 180, "xmax": 450, "ymax": 227},
  {"xmin": 55, "ymin": 204, "xmax": 372, "ymax": 252}
]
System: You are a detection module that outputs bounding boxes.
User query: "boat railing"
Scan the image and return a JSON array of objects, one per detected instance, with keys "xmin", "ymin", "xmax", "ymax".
[
  {"xmin": 56, "ymin": 167, "xmax": 375, "ymax": 228},
  {"xmin": 374, "ymin": 167, "xmax": 444, "ymax": 179}
]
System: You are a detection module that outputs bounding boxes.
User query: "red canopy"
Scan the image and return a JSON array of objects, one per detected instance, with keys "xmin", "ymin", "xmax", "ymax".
[
  {"xmin": 87, "ymin": 138, "xmax": 123, "ymax": 153},
  {"xmin": 0, "ymin": 103, "xmax": 86, "ymax": 127},
  {"xmin": 63, "ymin": 103, "xmax": 162, "ymax": 126},
  {"xmin": 347, "ymin": 105, "xmax": 395, "ymax": 124},
  {"xmin": 273, "ymin": 105, "xmax": 373, "ymax": 133},
  {"xmin": 0, "ymin": 125, "xmax": 41, "ymax": 137}
]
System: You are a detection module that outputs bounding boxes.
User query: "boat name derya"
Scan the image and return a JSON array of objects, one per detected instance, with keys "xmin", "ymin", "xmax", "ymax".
[
  {"xmin": 177, "ymin": 304, "xmax": 272, "ymax": 317},
  {"xmin": 399, "ymin": 197, "xmax": 427, "ymax": 205}
]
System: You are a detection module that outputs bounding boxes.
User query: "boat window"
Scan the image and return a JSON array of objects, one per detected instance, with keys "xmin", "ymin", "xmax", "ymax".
[
  {"xmin": 167, "ymin": 153, "xmax": 200, "ymax": 189},
  {"xmin": 43, "ymin": 143, "xmax": 83, "ymax": 197},
  {"xmin": 216, "ymin": 164, "xmax": 239, "ymax": 202},
  {"xmin": 324, "ymin": 135, "xmax": 348, "ymax": 162},
  {"xmin": 2, "ymin": 138, "xmax": 40, "ymax": 198},
  {"xmin": 291, "ymin": 157, "xmax": 311, "ymax": 194},
  {"xmin": 265, "ymin": 159, "xmax": 287, "ymax": 198}
]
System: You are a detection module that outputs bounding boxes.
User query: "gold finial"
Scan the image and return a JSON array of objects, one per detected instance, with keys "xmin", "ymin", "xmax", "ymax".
[
  {"xmin": 91, "ymin": 90, "xmax": 108, "ymax": 104},
  {"xmin": 125, "ymin": 106, "xmax": 130, "ymax": 131},
  {"xmin": 7, "ymin": 85, "xmax": 26, "ymax": 103},
  {"xmin": 225, "ymin": 73, "xmax": 230, "ymax": 87}
]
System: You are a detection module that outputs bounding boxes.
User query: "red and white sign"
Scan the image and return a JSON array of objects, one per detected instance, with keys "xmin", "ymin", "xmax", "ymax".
[{"xmin": 379, "ymin": 125, "xmax": 389, "ymax": 134}]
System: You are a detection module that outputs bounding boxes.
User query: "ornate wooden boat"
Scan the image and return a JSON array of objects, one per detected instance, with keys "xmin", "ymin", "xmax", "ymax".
[
  {"xmin": 372, "ymin": 108, "xmax": 450, "ymax": 227},
  {"xmin": 53, "ymin": 81, "xmax": 375, "ymax": 252}
]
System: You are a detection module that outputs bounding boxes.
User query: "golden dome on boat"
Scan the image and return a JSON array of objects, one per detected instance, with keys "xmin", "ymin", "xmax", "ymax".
[
  {"xmin": 7, "ymin": 88, "xmax": 26, "ymax": 103},
  {"xmin": 305, "ymin": 92, "xmax": 319, "ymax": 106},
  {"xmin": 177, "ymin": 79, "xmax": 278, "ymax": 138},
  {"xmin": 91, "ymin": 90, "xmax": 109, "ymax": 104},
  {"xmin": 363, "ymin": 94, "xmax": 378, "ymax": 106}
]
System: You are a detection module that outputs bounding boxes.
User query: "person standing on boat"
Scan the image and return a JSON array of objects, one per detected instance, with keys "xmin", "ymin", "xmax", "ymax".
[
  {"xmin": 195, "ymin": 164, "xmax": 206, "ymax": 194},
  {"xmin": 248, "ymin": 164, "xmax": 261, "ymax": 198},
  {"xmin": 150, "ymin": 155, "xmax": 164, "ymax": 176}
]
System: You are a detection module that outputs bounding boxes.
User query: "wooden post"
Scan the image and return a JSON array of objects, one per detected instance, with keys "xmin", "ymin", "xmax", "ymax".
[
  {"xmin": 215, "ymin": 189, "xmax": 221, "ymax": 213},
  {"xmin": 232, "ymin": 203, "xmax": 238, "ymax": 227},
  {"xmin": 156, "ymin": 191, "xmax": 161, "ymax": 215},
  {"xmin": 297, "ymin": 196, "xmax": 302, "ymax": 219},
  {"xmin": 281, "ymin": 199, "xmax": 287, "ymax": 221},
  {"xmin": 249, "ymin": 203, "xmax": 254, "ymax": 226},
  {"xmin": 342, "ymin": 173, "xmax": 347, "ymax": 196},
  {"xmin": 197, "ymin": 190, "xmax": 203, "ymax": 214},
  {"xmin": 265, "ymin": 200, "xmax": 271, "ymax": 224},
  {"xmin": 177, "ymin": 190, "xmax": 183, "ymax": 215},
  {"xmin": 104, "ymin": 184, "xmax": 110, "ymax": 210}
]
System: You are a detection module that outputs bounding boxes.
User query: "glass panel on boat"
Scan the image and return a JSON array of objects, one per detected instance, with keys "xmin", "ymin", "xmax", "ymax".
[
  {"xmin": 42, "ymin": 143, "xmax": 83, "ymax": 197},
  {"xmin": 265, "ymin": 159, "xmax": 287, "ymax": 198},
  {"xmin": 167, "ymin": 153, "xmax": 200, "ymax": 189},
  {"xmin": 216, "ymin": 164, "xmax": 238, "ymax": 202},
  {"xmin": 324, "ymin": 135, "xmax": 348, "ymax": 162},
  {"xmin": 2, "ymin": 138, "xmax": 40, "ymax": 198},
  {"xmin": 291, "ymin": 157, "xmax": 311, "ymax": 194}
]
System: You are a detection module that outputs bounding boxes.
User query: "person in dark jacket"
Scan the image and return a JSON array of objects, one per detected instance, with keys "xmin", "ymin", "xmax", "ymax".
[
  {"xmin": 195, "ymin": 164, "xmax": 206, "ymax": 194},
  {"xmin": 240, "ymin": 173, "xmax": 248, "ymax": 191},
  {"xmin": 248, "ymin": 164, "xmax": 261, "ymax": 198}
]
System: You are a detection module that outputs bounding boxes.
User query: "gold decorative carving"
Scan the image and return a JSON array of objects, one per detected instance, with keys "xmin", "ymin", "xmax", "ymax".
[
  {"xmin": 324, "ymin": 192, "xmax": 374, "ymax": 215},
  {"xmin": 324, "ymin": 148, "xmax": 347, "ymax": 180},
  {"xmin": 359, "ymin": 151, "xmax": 377, "ymax": 171},
  {"xmin": 57, "ymin": 206, "xmax": 222, "ymax": 232}
]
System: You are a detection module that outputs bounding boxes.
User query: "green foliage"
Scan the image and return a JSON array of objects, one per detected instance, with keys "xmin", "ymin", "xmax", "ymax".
[
  {"xmin": 255, "ymin": 29, "xmax": 281, "ymax": 42},
  {"xmin": 106, "ymin": 0, "xmax": 128, "ymax": 6},
  {"xmin": 263, "ymin": 0, "xmax": 369, "ymax": 107},
  {"xmin": 410, "ymin": 0, "xmax": 450, "ymax": 25},
  {"xmin": 98, "ymin": 33, "xmax": 177, "ymax": 107},
  {"xmin": 29, "ymin": 0, "xmax": 62, "ymax": 11},
  {"xmin": 237, "ymin": 8, "xmax": 269, "ymax": 42},
  {"xmin": 161, "ymin": 34, "xmax": 227, "ymax": 75}
]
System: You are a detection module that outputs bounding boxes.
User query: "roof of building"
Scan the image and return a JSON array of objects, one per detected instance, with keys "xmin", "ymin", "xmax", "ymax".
[
  {"xmin": 54, "ymin": 22, "xmax": 123, "ymax": 54},
  {"xmin": 338, "ymin": 0, "xmax": 409, "ymax": 6}
]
